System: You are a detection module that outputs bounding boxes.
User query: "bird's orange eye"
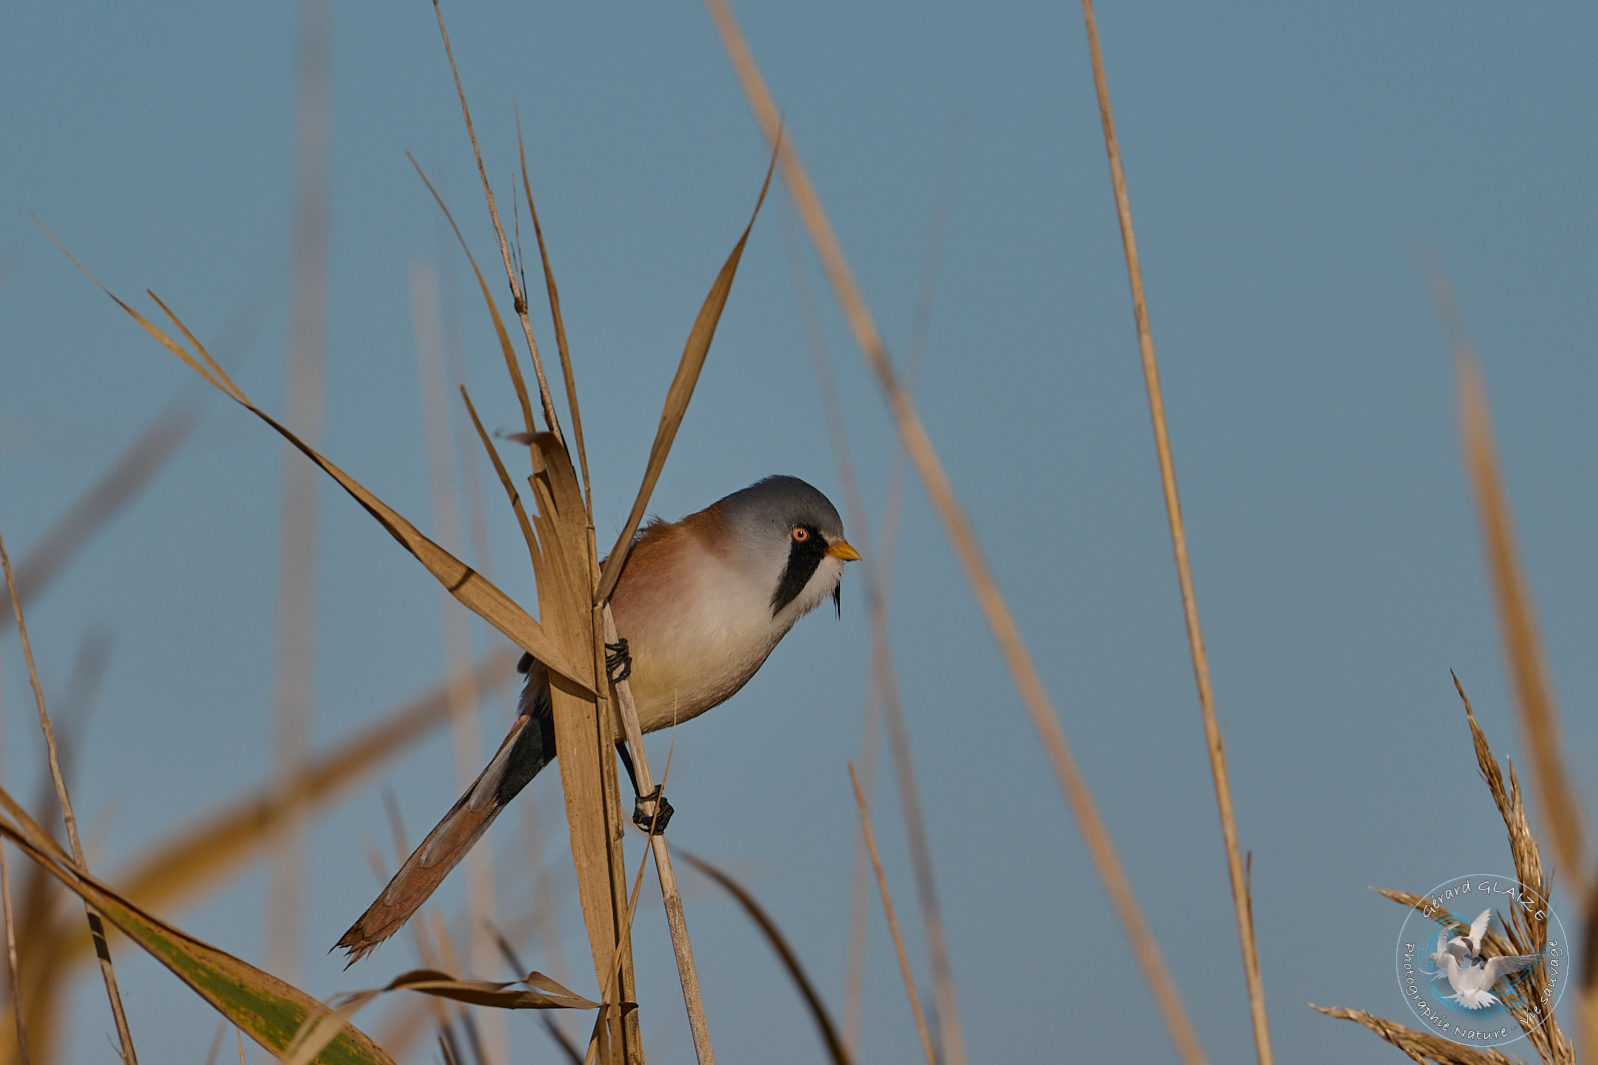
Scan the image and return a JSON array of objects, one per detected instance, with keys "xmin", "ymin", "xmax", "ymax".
[{"xmin": 791, "ymin": 525, "xmax": 809, "ymax": 542}]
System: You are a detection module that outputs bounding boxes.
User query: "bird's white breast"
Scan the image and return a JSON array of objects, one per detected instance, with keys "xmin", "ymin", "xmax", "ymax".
[{"xmin": 608, "ymin": 522, "xmax": 841, "ymax": 734}]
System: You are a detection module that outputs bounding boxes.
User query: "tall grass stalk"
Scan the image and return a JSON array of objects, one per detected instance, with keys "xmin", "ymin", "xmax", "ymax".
[
  {"xmin": 848, "ymin": 764, "xmax": 939, "ymax": 1065},
  {"xmin": 0, "ymin": 710, "xmax": 29, "ymax": 1065},
  {"xmin": 704, "ymin": 3, "xmax": 1207, "ymax": 1062},
  {"xmin": 1435, "ymin": 278, "xmax": 1593, "ymax": 1059},
  {"xmin": 0, "ymin": 527, "xmax": 138, "ymax": 1063},
  {"xmin": 268, "ymin": 0, "xmax": 335, "ymax": 982},
  {"xmin": 1075, "ymin": 1, "xmax": 1272, "ymax": 1061}
]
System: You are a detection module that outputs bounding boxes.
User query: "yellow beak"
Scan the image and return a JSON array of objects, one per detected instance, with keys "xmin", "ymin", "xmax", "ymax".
[{"xmin": 826, "ymin": 538, "xmax": 862, "ymax": 562}]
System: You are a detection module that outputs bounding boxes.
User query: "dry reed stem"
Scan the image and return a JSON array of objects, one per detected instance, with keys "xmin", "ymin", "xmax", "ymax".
[
  {"xmin": 1453, "ymin": 346, "xmax": 1585, "ymax": 890},
  {"xmin": 0, "ymin": 714, "xmax": 29, "ymax": 1065},
  {"xmin": 267, "ymin": 0, "xmax": 334, "ymax": 981},
  {"xmin": 602, "ymin": 607, "xmax": 715, "ymax": 1065},
  {"xmin": 788, "ymin": 223, "xmax": 966, "ymax": 1065},
  {"xmin": 0, "ymin": 528, "xmax": 138, "ymax": 1064},
  {"xmin": 430, "ymin": 0, "xmax": 559, "ymax": 442},
  {"xmin": 1072, "ymin": 4, "xmax": 1274, "ymax": 1064},
  {"xmin": 848, "ymin": 764, "xmax": 938, "ymax": 1065},
  {"xmin": 434, "ymin": 21, "xmax": 766, "ymax": 1048},
  {"xmin": 1452, "ymin": 677, "xmax": 1574, "ymax": 1065},
  {"xmin": 580, "ymin": 786, "xmax": 681, "ymax": 1065},
  {"xmin": 704, "ymin": 4, "xmax": 1207, "ymax": 1063},
  {"xmin": 1440, "ymin": 288, "xmax": 1591, "ymax": 1059},
  {"xmin": 680, "ymin": 850, "xmax": 852, "ymax": 1065}
]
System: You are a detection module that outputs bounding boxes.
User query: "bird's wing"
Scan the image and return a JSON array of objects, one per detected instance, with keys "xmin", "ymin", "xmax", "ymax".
[
  {"xmin": 1481, "ymin": 953, "xmax": 1541, "ymax": 983},
  {"xmin": 337, "ymin": 677, "xmax": 555, "ymax": 963},
  {"xmin": 1429, "ymin": 930, "xmax": 1466, "ymax": 978},
  {"xmin": 1467, "ymin": 908, "xmax": 1493, "ymax": 953}
]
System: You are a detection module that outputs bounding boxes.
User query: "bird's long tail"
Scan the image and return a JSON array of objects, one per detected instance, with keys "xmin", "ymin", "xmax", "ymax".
[{"xmin": 337, "ymin": 676, "xmax": 554, "ymax": 962}]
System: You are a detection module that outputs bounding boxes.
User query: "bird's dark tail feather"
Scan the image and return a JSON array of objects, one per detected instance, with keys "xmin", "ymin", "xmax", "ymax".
[{"xmin": 336, "ymin": 700, "xmax": 553, "ymax": 963}]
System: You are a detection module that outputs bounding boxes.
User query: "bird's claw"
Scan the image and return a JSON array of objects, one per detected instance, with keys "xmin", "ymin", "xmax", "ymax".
[
  {"xmin": 632, "ymin": 786, "xmax": 673, "ymax": 834},
  {"xmin": 605, "ymin": 639, "xmax": 633, "ymax": 683}
]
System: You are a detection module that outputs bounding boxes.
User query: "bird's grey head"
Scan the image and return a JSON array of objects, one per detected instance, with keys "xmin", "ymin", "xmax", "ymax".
[{"xmin": 717, "ymin": 475, "xmax": 859, "ymax": 620}]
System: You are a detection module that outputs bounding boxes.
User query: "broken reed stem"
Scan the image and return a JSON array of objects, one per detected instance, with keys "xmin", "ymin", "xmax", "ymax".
[
  {"xmin": 703, "ymin": 4, "xmax": 1206, "ymax": 1063},
  {"xmin": 0, "ymin": 528, "xmax": 138, "ymax": 1064},
  {"xmin": 601, "ymin": 606, "xmax": 714, "ymax": 1065},
  {"xmin": 1074, "ymin": 3, "xmax": 1272, "ymax": 1063},
  {"xmin": 848, "ymin": 765, "xmax": 938, "ymax": 1065}
]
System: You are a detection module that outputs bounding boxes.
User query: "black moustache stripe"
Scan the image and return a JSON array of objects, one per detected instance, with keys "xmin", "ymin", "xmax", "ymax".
[{"xmin": 771, "ymin": 528, "xmax": 828, "ymax": 616}]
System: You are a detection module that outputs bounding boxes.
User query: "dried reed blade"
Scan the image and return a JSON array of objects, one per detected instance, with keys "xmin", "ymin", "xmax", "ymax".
[
  {"xmin": 410, "ymin": 154, "xmax": 538, "ymax": 441},
  {"xmin": 10, "ymin": 650, "xmax": 513, "ymax": 1058},
  {"xmin": 281, "ymin": 966, "xmax": 599, "ymax": 1065},
  {"xmin": 33, "ymin": 220, "xmax": 235, "ymax": 401},
  {"xmin": 524, "ymin": 434, "xmax": 640, "ymax": 1061},
  {"xmin": 704, "ymin": 4, "xmax": 1210, "ymax": 1063},
  {"xmin": 493, "ymin": 933, "xmax": 585, "ymax": 1065},
  {"xmin": 515, "ymin": 115, "xmax": 592, "ymax": 505},
  {"xmin": 461, "ymin": 389, "xmax": 543, "ymax": 576},
  {"xmin": 680, "ymin": 850, "xmax": 851, "ymax": 1065},
  {"xmin": 1453, "ymin": 348, "xmax": 1584, "ymax": 893},
  {"xmin": 0, "ymin": 526, "xmax": 138, "ymax": 1063},
  {"xmin": 0, "ymin": 790, "xmax": 392, "ymax": 1065},
  {"xmin": 847, "ymin": 765, "xmax": 937, "ymax": 1065},
  {"xmin": 428, "ymin": 0, "xmax": 560, "ymax": 441},
  {"xmin": 595, "ymin": 147, "xmax": 778, "ymax": 603},
  {"xmin": 71, "ymin": 265, "xmax": 590, "ymax": 690}
]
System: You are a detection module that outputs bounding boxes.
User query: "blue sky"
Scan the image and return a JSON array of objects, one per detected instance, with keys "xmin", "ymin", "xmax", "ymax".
[{"xmin": 3, "ymin": 3, "xmax": 1596, "ymax": 1062}]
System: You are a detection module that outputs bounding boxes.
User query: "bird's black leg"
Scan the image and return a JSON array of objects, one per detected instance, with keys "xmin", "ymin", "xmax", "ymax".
[
  {"xmin": 614, "ymin": 740, "xmax": 673, "ymax": 833},
  {"xmin": 604, "ymin": 639, "xmax": 632, "ymax": 682}
]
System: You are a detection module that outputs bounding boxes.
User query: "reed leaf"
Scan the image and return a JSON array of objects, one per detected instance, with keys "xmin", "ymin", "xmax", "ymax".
[{"xmin": 0, "ymin": 794, "xmax": 390, "ymax": 1065}]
